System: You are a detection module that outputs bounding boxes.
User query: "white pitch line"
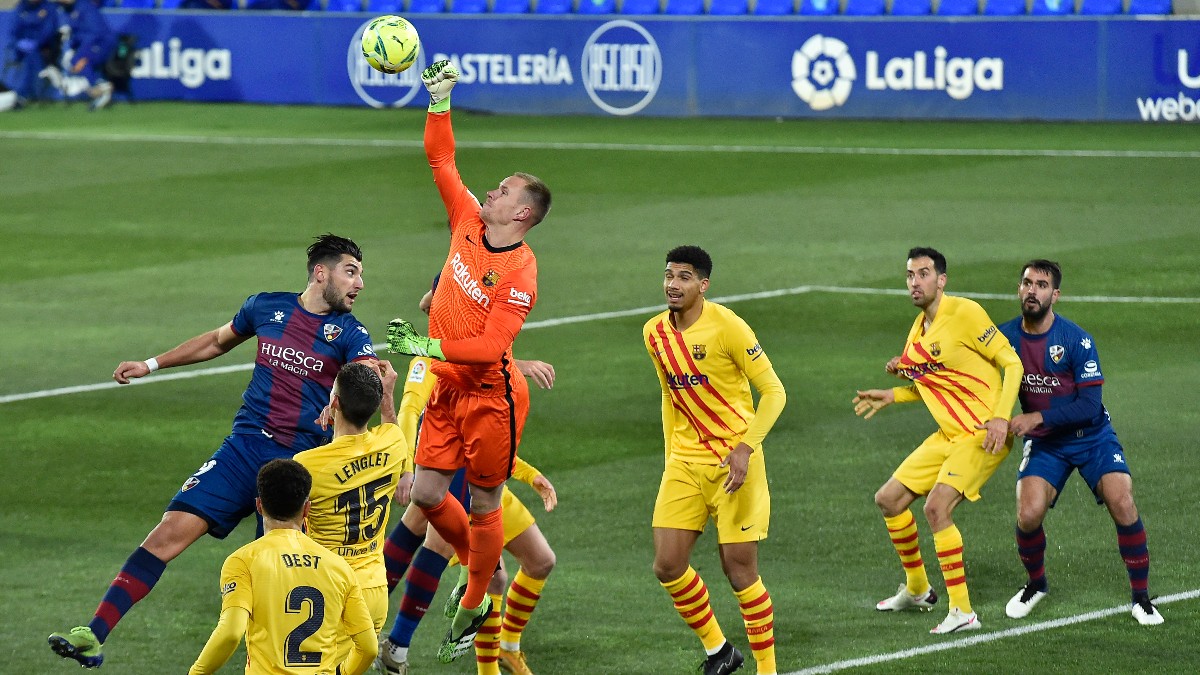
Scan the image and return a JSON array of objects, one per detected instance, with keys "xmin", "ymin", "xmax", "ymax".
[
  {"xmin": 2, "ymin": 130, "xmax": 1199, "ymax": 159},
  {"xmin": 2, "ymin": 285, "xmax": 1197, "ymax": 405},
  {"xmin": 785, "ymin": 588, "xmax": 1200, "ymax": 675}
]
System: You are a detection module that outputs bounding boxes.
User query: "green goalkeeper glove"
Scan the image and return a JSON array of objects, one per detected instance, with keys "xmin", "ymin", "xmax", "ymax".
[
  {"xmin": 422, "ymin": 60, "xmax": 459, "ymax": 114},
  {"xmin": 386, "ymin": 318, "xmax": 445, "ymax": 360}
]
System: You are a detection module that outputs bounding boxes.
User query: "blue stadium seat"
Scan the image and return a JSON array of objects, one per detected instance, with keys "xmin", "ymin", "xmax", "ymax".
[
  {"xmin": 621, "ymin": 0, "xmax": 660, "ymax": 11},
  {"xmin": 843, "ymin": 0, "xmax": 883, "ymax": 12},
  {"xmin": 1030, "ymin": 0, "xmax": 1071, "ymax": 12},
  {"xmin": 121, "ymin": 0, "xmax": 157, "ymax": 8},
  {"xmin": 664, "ymin": 0, "xmax": 702, "ymax": 11},
  {"xmin": 753, "ymin": 0, "xmax": 792, "ymax": 11},
  {"xmin": 451, "ymin": 0, "xmax": 487, "ymax": 10},
  {"xmin": 890, "ymin": 0, "xmax": 930, "ymax": 13},
  {"xmin": 798, "ymin": 0, "xmax": 836, "ymax": 12},
  {"xmin": 409, "ymin": 0, "xmax": 446, "ymax": 9},
  {"xmin": 1078, "ymin": 0, "xmax": 1118, "ymax": 11},
  {"xmin": 160, "ymin": 0, "xmax": 183, "ymax": 7},
  {"xmin": 494, "ymin": 0, "xmax": 531, "ymax": 10},
  {"xmin": 326, "ymin": 0, "xmax": 363, "ymax": 9},
  {"xmin": 709, "ymin": 0, "xmax": 747, "ymax": 11},
  {"xmin": 535, "ymin": 0, "xmax": 572, "ymax": 9},
  {"xmin": 982, "ymin": 0, "xmax": 1024, "ymax": 12},
  {"xmin": 576, "ymin": 0, "xmax": 615, "ymax": 10},
  {"xmin": 936, "ymin": 0, "xmax": 976, "ymax": 12},
  {"xmin": 1126, "ymin": 0, "xmax": 1169, "ymax": 12},
  {"xmin": 366, "ymin": 0, "xmax": 403, "ymax": 9}
]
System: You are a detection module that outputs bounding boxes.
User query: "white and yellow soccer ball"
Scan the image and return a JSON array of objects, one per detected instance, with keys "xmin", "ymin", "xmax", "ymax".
[{"xmin": 361, "ymin": 15, "xmax": 420, "ymax": 75}]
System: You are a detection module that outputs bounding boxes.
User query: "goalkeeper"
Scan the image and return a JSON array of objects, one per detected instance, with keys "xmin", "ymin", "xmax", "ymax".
[{"xmin": 385, "ymin": 59, "xmax": 554, "ymax": 663}]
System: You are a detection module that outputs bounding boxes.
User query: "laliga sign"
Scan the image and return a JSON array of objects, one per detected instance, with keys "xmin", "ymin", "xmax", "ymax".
[
  {"xmin": 581, "ymin": 20, "xmax": 662, "ymax": 116},
  {"xmin": 347, "ymin": 18, "xmax": 425, "ymax": 109}
]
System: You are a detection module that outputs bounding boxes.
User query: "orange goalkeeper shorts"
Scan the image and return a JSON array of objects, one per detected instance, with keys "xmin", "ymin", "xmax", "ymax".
[{"xmin": 416, "ymin": 376, "xmax": 529, "ymax": 488}]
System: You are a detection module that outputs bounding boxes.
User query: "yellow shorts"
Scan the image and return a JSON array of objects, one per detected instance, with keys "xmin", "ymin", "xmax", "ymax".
[
  {"xmin": 448, "ymin": 486, "xmax": 536, "ymax": 566},
  {"xmin": 893, "ymin": 429, "xmax": 1012, "ymax": 501},
  {"xmin": 335, "ymin": 584, "xmax": 387, "ymax": 663},
  {"xmin": 652, "ymin": 453, "xmax": 770, "ymax": 544}
]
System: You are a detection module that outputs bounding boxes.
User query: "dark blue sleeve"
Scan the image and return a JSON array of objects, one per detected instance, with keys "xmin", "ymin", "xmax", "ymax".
[
  {"xmin": 230, "ymin": 294, "xmax": 258, "ymax": 336},
  {"xmin": 70, "ymin": 0, "xmax": 111, "ymax": 57},
  {"xmin": 1039, "ymin": 382, "xmax": 1103, "ymax": 429},
  {"xmin": 343, "ymin": 318, "xmax": 377, "ymax": 362}
]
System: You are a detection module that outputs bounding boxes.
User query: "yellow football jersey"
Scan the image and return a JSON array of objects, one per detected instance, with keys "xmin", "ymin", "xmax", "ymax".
[
  {"xmin": 893, "ymin": 295, "xmax": 1022, "ymax": 438},
  {"xmin": 644, "ymin": 301, "xmax": 774, "ymax": 464},
  {"xmin": 218, "ymin": 529, "xmax": 374, "ymax": 675},
  {"xmin": 294, "ymin": 424, "xmax": 408, "ymax": 589}
]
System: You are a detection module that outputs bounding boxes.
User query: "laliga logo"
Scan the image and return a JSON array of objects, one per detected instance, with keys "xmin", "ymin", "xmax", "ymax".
[
  {"xmin": 581, "ymin": 20, "xmax": 661, "ymax": 116},
  {"xmin": 792, "ymin": 35, "xmax": 856, "ymax": 111},
  {"xmin": 347, "ymin": 18, "xmax": 425, "ymax": 109}
]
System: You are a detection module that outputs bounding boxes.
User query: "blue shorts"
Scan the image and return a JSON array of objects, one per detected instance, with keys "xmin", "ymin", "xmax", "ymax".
[
  {"xmin": 1016, "ymin": 430, "xmax": 1131, "ymax": 508},
  {"xmin": 166, "ymin": 432, "xmax": 297, "ymax": 539}
]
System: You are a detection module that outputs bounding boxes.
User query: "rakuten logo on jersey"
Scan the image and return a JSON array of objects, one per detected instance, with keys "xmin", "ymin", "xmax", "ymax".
[
  {"xmin": 1022, "ymin": 373, "xmax": 1061, "ymax": 394},
  {"xmin": 667, "ymin": 373, "xmax": 709, "ymax": 389},
  {"xmin": 508, "ymin": 288, "xmax": 532, "ymax": 308},
  {"xmin": 450, "ymin": 252, "xmax": 490, "ymax": 308},
  {"xmin": 865, "ymin": 46, "xmax": 1003, "ymax": 100}
]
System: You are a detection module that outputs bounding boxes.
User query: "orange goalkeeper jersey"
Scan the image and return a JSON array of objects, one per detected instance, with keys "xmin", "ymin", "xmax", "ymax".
[{"xmin": 424, "ymin": 111, "xmax": 537, "ymax": 395}]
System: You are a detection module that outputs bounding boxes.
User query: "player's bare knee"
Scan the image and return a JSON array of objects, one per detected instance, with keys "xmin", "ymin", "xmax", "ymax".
[
  {"xmin": 653, "ymin": 557, "xmax": 687, "ymax": 583},
  {"xmin": 523, "ymin": 550, "xmax": 555, "ymax": 579},
  {"xmin": 923, "ymin": 501, "xmax": 953, "ymax": 532}
]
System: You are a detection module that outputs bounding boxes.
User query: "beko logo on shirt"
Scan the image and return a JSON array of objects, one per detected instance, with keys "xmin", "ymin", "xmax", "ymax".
[
  {"xmin": 508, "ymin": 288, "xmax": 532, "ymax": 307},
  {"xmin": 450, "ymin": 252, "xmax": 491, "ymax": 308}
]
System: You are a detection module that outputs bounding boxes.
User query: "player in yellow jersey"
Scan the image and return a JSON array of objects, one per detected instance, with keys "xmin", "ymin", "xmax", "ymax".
[
  {"xmin": 853, "ymin": 247, "xmax": 1023, "ymax": 635},
  {"xmin": 189, "ymin": 459, "xmax": 376, "ymax": 675},
  {"xmin": 644, "ymin": 246, "xmax": 786, "ymax": 675},
  {"xmin": 294, "ymin": 360, "xmax": 411, "ymax": 665}
]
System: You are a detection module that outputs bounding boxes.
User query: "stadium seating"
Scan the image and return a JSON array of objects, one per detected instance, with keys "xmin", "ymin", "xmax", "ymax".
[
  {"xmin": 982, "ymin": 0, "xmax": 1024, "ymax": 12},
  {"xmin": 843, "ymin": 0, "xmax": 884, "ymax": 13},
  {"xmin": 409, "ymin": 0, "xmax": 447, "ymax": 9},
  {"xmin": 798, "ymin": 0, "xmax": 837, "ymax": 12},
  {"xmin": 1077, "ymin": 0, "xmax": 1119, "ymax": 12},
  {"xmin": 576, "ymin": 0, "xmax": 615, "ymax": 10},
  {"xmin": 890, "ymin": 0, "xmax": 931, "ymax": 13},
  {"xmin": 159, "ymin": 0, "xmax": 183, "ymax": 8},
  {"xmin": 1030, "ymin": 0, "xmax": 1072, "ymax": 13},
  {"xmin": 936, "ymin": 0, "xmax": 977, "ymax": 13},
  {"xmin": 753, "ymin": 0, "xmax": 793, "ymax": 12},
  {"xmin": 451, "ymin": 0, "xmax": 488, "ymax": 10},
  {"xmin": 1126, "ymin": 0, "xmax": 1170, "ymax": 12},
  {"xmin": 494, "ymin": 0, "xmax": 531, "ymax": 10},
  {"xmin": 326, "ymin": 0, "xmax": 363, "ymax": 9},
  {"xmin": 708, "ymin": 0, "xmax": 749, "ymax": 11},
  {"xmin": 665, "ymin": 0, "xmax": 703, "ymax": 11},
  {"xmin": 121, "ymin": 0, "xmax": 157, "ymax": 7},
  {"xmin": 534, "ymin": 0, "xmax": 572, "ymax": 10},
  {"xmin": 621, "ymin": 0, "xmax": 661, "ymax": 11},
  {"xmin": 366, "ymin": 0, "xmax": 404, "ymax": 10}
]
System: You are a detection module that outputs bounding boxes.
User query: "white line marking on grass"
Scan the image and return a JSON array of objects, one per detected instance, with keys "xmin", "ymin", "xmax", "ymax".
[
  {"xmin": 3, "ymin": 130, "xmax": 1199, "ymax": 159},
  {"xmin": 3, "ymin": 285, "xmax": 1197, "ymax": 405},
  {"xmin": 785, "ymin": 588, "xmax": 1200, "ymax": 675}
]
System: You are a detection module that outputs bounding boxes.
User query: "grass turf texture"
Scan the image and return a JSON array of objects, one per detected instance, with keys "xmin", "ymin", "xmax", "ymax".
[{"xmin": 2, "ymin": 103, "xmax": 1198, "ymax": 674}]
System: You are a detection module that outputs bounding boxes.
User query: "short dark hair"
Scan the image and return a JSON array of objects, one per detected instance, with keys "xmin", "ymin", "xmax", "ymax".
[
  {"xmin": 907, "ymin": 247, "xmax": 946, "ymax": 275},
  {"xmin": 257, "ymin": 459, "xmax": 311, "ymax": 521},
  {"xmin": 665, "ymin": 245, "xmax": 712, "ymax": 279},
  {"xmin": 1022, "ymin": 259, "xmax": 1062, "ymax": 289},
  {"xmin": 335, "ymin": 362, "xmax": 383, "ymax": 427},
  {"xmin": 514, "ymin": 172, "xmax": 552, "ymax": 225},
  {"xmin": 307, "ymin": 234, "xmax": 363, "ymax": 277}
]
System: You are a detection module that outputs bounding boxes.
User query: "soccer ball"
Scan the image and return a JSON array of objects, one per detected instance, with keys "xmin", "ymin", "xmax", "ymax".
[{"xmin": 361, "ymin": 15, "xmax": 420, "ymax": 75}]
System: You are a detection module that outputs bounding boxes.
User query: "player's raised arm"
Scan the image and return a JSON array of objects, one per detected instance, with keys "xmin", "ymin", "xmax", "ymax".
[
  {"xmin": 422, "ymin": 60, "xmax": 477, "ymax": 228},
  {"xmin": 113, "ymin": 322, "xmax": 248, "ymax": 384}
]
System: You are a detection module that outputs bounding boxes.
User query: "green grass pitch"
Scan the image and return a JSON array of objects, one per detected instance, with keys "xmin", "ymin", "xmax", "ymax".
[{"xmin": 2, "ymin": 103, "xmax": 1198, "ymax": 674}]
